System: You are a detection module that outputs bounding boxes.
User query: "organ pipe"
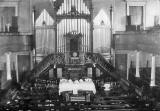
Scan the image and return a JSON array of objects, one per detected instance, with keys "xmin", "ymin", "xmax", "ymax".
[
  {"xmin": 59, "ymin": 22, "xmax": 61, "ymax": 52},
  {"xmin": 84, "ymin": 19, "xmax": 87, "ymax": 52},
  {"xmin": 83, "ymin": 19, "xmax": 85, "ymax": 52},
  {"xmin": 64, "ymin": 19, "xmax": 67, "ymax": 52},
  {"xmin": 87, "ymin": 22, "xmax": 90, "ymax": 52},
  {"xmin": 62, "ymin": 19, "xmax": 66, "ymax": 52},
  {"xmin": 59, "ymin": 22, "xmax": 63, "ymax": 52},
  {"xmin": 57, "ymin": 23, "xmax": 59, "ymax": 52},
  {"xmin": 55, "ymin": 0, "xmax": 91, "ymax": 53},
  {"xmin": 77, "ymin": 0, "xmax": 78, "ymax": 32},
  {"xmin": 85, "ymin": 20, "xmax": 87, "ymax": 52}
]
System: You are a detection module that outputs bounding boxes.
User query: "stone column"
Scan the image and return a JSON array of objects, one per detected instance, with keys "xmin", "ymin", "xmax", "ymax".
[
  {"xmin": 15, "ymin": 54, "xmax": 19, "ymax": 83},
  {"xmin": 6, "ymin": 52, "xmax": 11, "ymax": 80},
  {"xmin": 30, "ymin": 51, "xmax": 33, "ymax": 70},
  {"xmin": 150, "ymin": 55, "xmax": 156, "ymax": 87},
  {"xmin": 90, "ymin": 1, "xmax": 93, "ymax": 52},
  {"xmin": 136, "ymin": 51, "xmax": 140, "ymax": 77},
  {"xmin": 127, "ymin": 53, "xmax": 130, "ymax": 80}
]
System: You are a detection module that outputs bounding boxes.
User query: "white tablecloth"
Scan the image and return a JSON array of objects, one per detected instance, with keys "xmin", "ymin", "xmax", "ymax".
[{"xmin": 59, "ymin": 79, "xmax": 96, "ymax": 95}]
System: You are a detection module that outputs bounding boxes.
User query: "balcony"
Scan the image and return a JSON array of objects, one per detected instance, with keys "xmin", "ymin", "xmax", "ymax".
[
  {"xmin": 113, "ymin": 27, "xmax": 160, "ymax": 54},
  {"xmin": 0, "ymin": 32, "xmax": 33, "ymax": 55}
]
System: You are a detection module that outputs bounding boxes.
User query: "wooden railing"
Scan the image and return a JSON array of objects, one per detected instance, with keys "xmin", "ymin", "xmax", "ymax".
[
  {"xmin": 34, "ymin": 53, "xmax": 65, "ymax": 77},
  {"xmin": 65, "ymin": 52, "xmax": 85, "ymax": 64},
  {"xmin": 114, "ymin": 29, "xmax": 160, "ymax": 54},
  {"xmin": 84, "ymin": 52, "xmax": 145, "ymax": 96},
  {"xmin": 84, "ymin": 52, "xmax": 116, "ymax": 78}
]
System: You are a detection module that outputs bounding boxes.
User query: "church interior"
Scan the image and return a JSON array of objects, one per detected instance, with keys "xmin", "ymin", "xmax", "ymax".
[{"xmin": 0, "ymin": 0, "xmax": 160, "ymax": 110}]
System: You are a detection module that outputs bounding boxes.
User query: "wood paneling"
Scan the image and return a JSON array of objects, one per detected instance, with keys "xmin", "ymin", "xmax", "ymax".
[
  {"xmin": 0, "ymin": 33, "xmax": 32, "ymax": 55},
  {"xmin": 115, "ymin": 54, "xmax": 127, "ymax": 79},
  {"xmin": 17, "ymin": 55, "xmax": 30, "ymax": 82},
  {"xmin": 114, "ymin": 28, "xmax": 160, "ymax": 54}
]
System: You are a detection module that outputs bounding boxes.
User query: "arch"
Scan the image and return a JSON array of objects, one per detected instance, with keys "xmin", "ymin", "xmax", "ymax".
[
  {"xmin": 93, "ymin": 9, "xmax": 111, "ymax": 54},
  {"xmin": 93, "ymin": 9, "xmax": 110, "ymax": 27},
  {"xmin": 36, "ymin": 9, "xmax": 54, "ymax": 27}
]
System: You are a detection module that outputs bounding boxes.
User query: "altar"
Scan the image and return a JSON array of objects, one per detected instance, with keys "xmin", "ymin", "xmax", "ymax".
[{"xmin": 59, "ymin": 78, "xmax": 96, "ymax": 95}]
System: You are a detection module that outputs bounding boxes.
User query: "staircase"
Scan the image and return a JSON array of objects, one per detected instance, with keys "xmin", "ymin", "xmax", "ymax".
[
  {"xmin": 29, "ymin": 52, "xmax": 144, "ymax": 97},
  {"xmin": 84, "ymin": 53, "xmax": 117, "ymax": 79},
  {"xmin": 32, "ymin": 53, "xmax": 65, "ymax": 76},
  {"xmin": 0, "ymin": 52, "xmax": 158, "ymax": 110},
  {"xmin": 84, "ymin": 53, "xmax": 144, "ymax": 97}
]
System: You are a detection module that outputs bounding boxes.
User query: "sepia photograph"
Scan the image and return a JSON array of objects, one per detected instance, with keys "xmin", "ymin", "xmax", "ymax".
[{"xmin": 0, "ymin": 0, "xmax": 160, "ymax": 110}]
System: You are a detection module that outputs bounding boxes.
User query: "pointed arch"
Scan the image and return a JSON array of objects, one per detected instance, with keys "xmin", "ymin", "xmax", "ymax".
[
  {"xmin": 93, "ymin": 9, "xmax": 110, "ymax": 27},
  {"xmin": 35, "ymin": 9, "xmax": 55, "ymax": 54},
  {"xmin": 36, "ymin": 9, "xmax": 54, "ymax": 26},
  {"xmin": 93, "ymin": 9, "xmax": 111, "ymax": 54}
]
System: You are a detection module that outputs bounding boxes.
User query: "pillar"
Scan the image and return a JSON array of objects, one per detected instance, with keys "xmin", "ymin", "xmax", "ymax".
[
  {"xmin": 32, "ymin": 6, "xmax": 37, "ymax": 67},
  {"xmin": 150, "ymin": 55, "xmax": 156, "ymax": 87},
  {"xmin": 6, "ymin": 52, "xmax": 11, "ymax": 80},
  {"xmin": 54, "ymin": 5, "xmax": 57, "ymax": 53},
  {"xmin": 127, "ymin": 53, "xmax": 130, "ymax": 80},
  {"xmin": 90, "ymin": 1, "xmax": 93, "ymax": 52},
  {"xmin": 136, "ymin": 51, "xmax": 140, "ymax": 77},
  {"xmin": 15, "ymin": 54, "xmax": 19, "ymax": 82}
]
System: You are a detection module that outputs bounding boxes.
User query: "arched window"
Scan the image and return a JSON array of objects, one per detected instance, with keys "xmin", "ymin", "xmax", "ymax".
[
  {"xmin": 35, "ymin": 9, "xmax": 55, "ymax": 55},
  {"xmin": 93, "ymin": 9, "xmax": 111, "ymax": 55},
  {"xmin": 36, "ymin": 9, "xmax": 54, "ymax": 26},
  {"xmin": 93, "ymin": 9, "xmax": 110, "ymax": 26}
]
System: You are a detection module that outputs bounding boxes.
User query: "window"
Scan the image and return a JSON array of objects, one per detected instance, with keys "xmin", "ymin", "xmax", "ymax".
[
  {"xmin": 0, "ymin": 2, "xmax": 18, "ymax": 32},
  {"xmin": 126, "ymin": 1, "xmax": 146, "ymax": 28},
  {"xmin": 129, "ymin": 6, "xmax": 143, "ymax": 25},
  {"xmin": 0, "ymin": 7, "xmax": 15, "ymax": 32}
]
